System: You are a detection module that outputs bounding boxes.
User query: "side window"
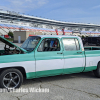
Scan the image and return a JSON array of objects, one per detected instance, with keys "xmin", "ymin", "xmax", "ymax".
[
  {"xmin": 38, "ymin": 38, "xmax": 60, "ymax": 52},
  {"xmin": 75, "ymin": 39, "xmax": 80, "ymax": 50},
  {"xmin": 62, "ymin": 38, "xmax": 80, "ymax": 51}
]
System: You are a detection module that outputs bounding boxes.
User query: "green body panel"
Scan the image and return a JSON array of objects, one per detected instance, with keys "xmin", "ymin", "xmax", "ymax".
[
  {"xmin": 34, "ymin": 51, "xmax": 63, "ymax": 60},
  {"xmin": 64, "ymin": 67, "xmax": 84, "ymax": 74},
  {"xmin": 26, "ymin": 72, "xmax": 36, "ymax": 79},
  {"xmin": 84, "ymin": 46, "xmax": 100, "ymax": 50},
  {"xmin": 83, "ymin": 66, "xmax": 97, "ymax": 72},
  {"xmin": 85, "ymin": 50, "xmax": 100, "ymax": 57},
  {"xmin": 26, "ymin": 69, "xmax": 63, "ymax": 79},
  {"xmin": 0, "ymin": 52, "xmax": 35, "ymax": 63},
  {"xmin": 26, "ymin": 66, "xmax": 95, "ymax": 79}
]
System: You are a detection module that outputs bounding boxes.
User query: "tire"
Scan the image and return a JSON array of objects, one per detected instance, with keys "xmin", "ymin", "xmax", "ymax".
[
  {"xmin": 0, "ymin": 68, "xmax": 23, "ymax": 89},
  {"xmin": 93, "ymin": 62, "xmax": 100, "ymax": 78}
]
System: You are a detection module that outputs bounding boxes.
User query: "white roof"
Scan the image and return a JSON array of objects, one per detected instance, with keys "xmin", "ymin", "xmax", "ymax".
[{"xmin": 0, "ymin": 10, "xmax": 100, "ymax": 26}]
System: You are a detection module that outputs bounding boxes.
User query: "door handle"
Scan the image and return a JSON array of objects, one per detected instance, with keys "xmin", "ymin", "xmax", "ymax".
[
  {"xmin": 57, "ymin": 53, "xmax": 63, "ymax": 54},
  {"xmin": 77, "ymin": 52, "xmax": 82, "ymax": 54}
]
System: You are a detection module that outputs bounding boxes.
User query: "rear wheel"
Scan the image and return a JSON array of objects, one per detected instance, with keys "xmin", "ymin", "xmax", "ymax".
[
  {"xmin": 93, "ymin": 62, "xmax": 100, "ymax": 78},
  {"xmin": 0, "ymin": 68, "xmax": 23, "ymax": 88}
]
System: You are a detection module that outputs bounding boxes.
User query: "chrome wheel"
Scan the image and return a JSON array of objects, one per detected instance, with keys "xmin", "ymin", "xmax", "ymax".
[{"xmin": 3, "ymin": 72, "xmax": 20, "ymax": 88}]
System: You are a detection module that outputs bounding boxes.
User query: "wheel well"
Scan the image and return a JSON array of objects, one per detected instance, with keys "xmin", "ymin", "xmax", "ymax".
[
  {"xmin": 96, "ymin": 61, "xmax": 100, "ymax": 69},
  {"xmin": 97, "ymin": 61, "xmax": 100, "ymax": 66},
  {"xmin": 0, "ymin": 67, "xmax": 26, "ymax": 78}
]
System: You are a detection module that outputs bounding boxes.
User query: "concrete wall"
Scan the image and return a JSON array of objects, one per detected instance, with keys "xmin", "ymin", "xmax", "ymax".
[
  {"xmin": 14, "ymin": 31, "xmax": 26, "ymax": 43},
  {"xmin": 13, "ymin": 31, "xmax": 42, "ymax": 43}
]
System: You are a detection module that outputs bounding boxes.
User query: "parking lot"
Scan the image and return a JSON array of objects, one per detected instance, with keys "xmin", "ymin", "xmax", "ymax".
[{"xmin": 0, "ymin": 43, "xmax": 100, "ymax": 100}]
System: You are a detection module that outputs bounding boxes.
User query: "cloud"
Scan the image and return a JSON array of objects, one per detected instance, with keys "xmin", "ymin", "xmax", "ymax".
[
  {"xmin": 92, "ymin": 5, "xmax": 100, "ymax": 9},
  {"xmin": 0, "ymin": 5, "xmax": 12, "ymax": 11},
  {"xmin": 0, "ymin": 0, "xmax": 48, "ymax": 12},
  {"xmin": 25, "ymin": 0, "xmax": 32, "ymax": 2},
  {"xmin": 45, "ymin": 8, "xmax": 89, "ymax": 19}
]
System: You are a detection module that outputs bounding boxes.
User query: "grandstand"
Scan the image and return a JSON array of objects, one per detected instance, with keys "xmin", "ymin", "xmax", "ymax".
[
  {"xmin": 0, "ymin": 10, "xmax": 100, "ymax": 36},
  {"xmin": 0, "ymin": 23, "xmax": 72, "ymax": 36}
]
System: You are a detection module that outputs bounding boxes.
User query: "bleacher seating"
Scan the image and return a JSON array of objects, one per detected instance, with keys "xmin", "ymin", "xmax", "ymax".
[
  {"xmin": 0, "ymin": 24, "xmax": 59, "ymax": 35},
  {"xmin": 2, "ymin": 22, "xmax": 100, "ymax": 36}
]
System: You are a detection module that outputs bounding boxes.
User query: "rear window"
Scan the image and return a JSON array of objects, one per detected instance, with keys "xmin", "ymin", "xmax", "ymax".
[{"xmin": 62, "ymin": 38, "xmax": 80, "ymax": 51}]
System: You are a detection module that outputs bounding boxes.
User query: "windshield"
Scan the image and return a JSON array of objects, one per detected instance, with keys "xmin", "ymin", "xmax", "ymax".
[{"xmin": 20, "ymin": 36, "xmax": 41, "ymax": 51}]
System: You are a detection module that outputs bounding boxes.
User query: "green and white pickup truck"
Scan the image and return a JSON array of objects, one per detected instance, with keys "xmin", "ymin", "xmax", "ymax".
[{"xmin": 0, "ymin": 35, "xmax": 100, "ymax": 88}]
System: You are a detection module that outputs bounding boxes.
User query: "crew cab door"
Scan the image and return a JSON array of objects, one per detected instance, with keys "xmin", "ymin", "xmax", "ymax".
[
  {"xmin": 62, "ymin": 37, "xmax": 85, "ymax": 74},
  {"xmin": 35, "ymin": 37, "xmax": 64, "ymax": 77}
]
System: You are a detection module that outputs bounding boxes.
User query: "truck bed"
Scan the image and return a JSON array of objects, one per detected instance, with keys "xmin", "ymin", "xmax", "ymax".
[
  {"xmin": 84, "ymin": 46, "xmax": 100, "ymax": 50},
  {"xmin": 84, "ymin": 46, "xmax": 100, "ymax": 59}
]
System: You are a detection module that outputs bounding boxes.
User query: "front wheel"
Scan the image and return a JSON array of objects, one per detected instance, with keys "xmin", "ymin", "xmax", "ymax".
[
  {"xmin": 93, "ymin": 62, "xmax": 100, "ymax": 78},
  {"xmin": 0, "ymin": 68, "xmax": 23, "ymax": 89}
]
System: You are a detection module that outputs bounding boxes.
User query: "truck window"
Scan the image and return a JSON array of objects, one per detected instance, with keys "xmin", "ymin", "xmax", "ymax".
[
  {"xmin": 21, "ymin": 36, "xmax": 41, "ymax": 51},
  {"xmin": 38, "ymin": 38, "xmax": 60, "ymax": 52},
  {"xmin": 75, "ymin": 39, "xmax": 80, "ymax": 50},
  {"xmin": 62, "ymin": 38, "xmax": 80, "ymax": 51}
]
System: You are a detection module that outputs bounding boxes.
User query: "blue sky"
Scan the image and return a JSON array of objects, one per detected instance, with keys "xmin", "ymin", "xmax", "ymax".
[{"xmin": 0, "ymin": 0, "xmax": 100, "ymax": 24}]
